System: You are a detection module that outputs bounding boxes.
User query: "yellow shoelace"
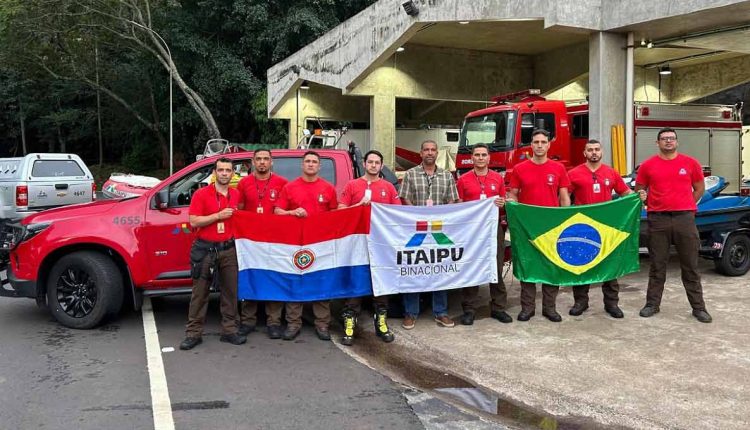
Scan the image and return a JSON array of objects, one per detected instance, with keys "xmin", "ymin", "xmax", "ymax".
[
  {"xmin": 344, "ymin": 317, "xmax": 355, "ymax": 336},
  {"xmin": 377, "ymin": 314, "xmax": 388, "ymax": 333}
]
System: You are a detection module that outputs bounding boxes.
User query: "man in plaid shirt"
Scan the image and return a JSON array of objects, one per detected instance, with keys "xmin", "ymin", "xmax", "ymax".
[{"xmin": 398, "ymin": 140, "xmax": 460, "ymax": 329}]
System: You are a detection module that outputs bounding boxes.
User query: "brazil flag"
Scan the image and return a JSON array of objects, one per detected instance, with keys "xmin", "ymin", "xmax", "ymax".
[{"xmin": 505, "ymin": 194, "xmax": 641, "ymax": 286}]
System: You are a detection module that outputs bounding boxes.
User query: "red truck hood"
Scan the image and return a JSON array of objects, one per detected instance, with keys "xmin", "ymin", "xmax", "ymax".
[{"xmin": 21, "ymin": 196, "xmax": 142, "ymax": 225}]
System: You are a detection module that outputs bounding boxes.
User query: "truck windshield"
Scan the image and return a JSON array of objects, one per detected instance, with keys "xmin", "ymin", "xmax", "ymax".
[{"xmin": 459, "ymin": 111, "xmax": 516, "ymax": 151}]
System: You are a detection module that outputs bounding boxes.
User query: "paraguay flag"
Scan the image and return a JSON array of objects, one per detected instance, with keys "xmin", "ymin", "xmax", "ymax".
[
  {"xmin": 234, "ymin": 206, "xmax": 372, "ymax": 301},
  {"xmin": 505, "ymin": 194, "xmax": 642, "ymax": 286}
]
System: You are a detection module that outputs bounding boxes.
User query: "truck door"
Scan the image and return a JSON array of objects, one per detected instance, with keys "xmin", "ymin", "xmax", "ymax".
[{"xmin": 140, "ymin": 162, "xmax": 217, "ymax": 287}]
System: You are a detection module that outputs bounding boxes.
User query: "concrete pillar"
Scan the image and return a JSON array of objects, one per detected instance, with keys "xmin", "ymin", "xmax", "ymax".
[
  {"xmin": 588, "ymin": 32, "xmax": 627, "ymax": 165},
  {"xmin": 369, "ymin": 95, "xmax": 396, "ymax": 169}
]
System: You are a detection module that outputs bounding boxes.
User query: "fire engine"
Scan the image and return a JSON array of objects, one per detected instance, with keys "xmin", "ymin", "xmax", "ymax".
[{"xmin": 456, "ymin": 90, "xmax": 743, "ymax": 191}]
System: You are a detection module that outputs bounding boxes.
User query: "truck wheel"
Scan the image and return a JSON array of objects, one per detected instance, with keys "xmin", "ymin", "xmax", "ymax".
[
  {"xmin": 46, "ymin": 251, "xmax": 124, "ymax": 329},
  {"xmin": 715, "ymin": 235, "xmax": 750, "ymax": 276}
]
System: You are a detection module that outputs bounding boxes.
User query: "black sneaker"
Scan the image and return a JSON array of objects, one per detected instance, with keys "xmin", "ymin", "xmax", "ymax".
[
  {"xmin": 315, "ymin": 327, "xmax": 331, "ymax": 341},
  {"xmin": 568, "ymin": 303, "xmax": 589, "ymax": 316},
  {"xmin": 373, "ymin": 309, "xmax": 395, "ymax": 343},
  {"xmin": 459, "ymin": 312, "xmax": 475, "ymax": 326},
  {"xmin": 283, "ymin": 327, "xmax": 300, "ymax": 341},
  {"xmin": 490, "ymin": 310, "xmax": 513, "ymax": 323},
  {"xmin": 238, "ymin": 324, "xmax": 256, "ymax": 336},
  {"xmin": 692, "ymin": 309, "xmax": 712, "ymax": 323},
  {"xmin": 542, "ymin": 309, "xmax": 563, "ymax": 322},
  {"xmin": 605, "ymin": 306, "xmax": 624, "ymax": 318},
  {"xmin": 267, "ymin": 325, "xmax": 283, "ymax": 339},
  {"xmin": 639, "ymin": 305, "xmax": 660, "ymax": 318},
  {"xmin": 219, "ymin": 333, "xmax": 247, "ymax": 345},
  {"xmin": 179, "ymin": 336, "xmax": 202, "ymax": 350}
]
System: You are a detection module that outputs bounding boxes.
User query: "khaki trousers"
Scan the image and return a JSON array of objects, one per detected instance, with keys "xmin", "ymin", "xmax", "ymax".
[
  {"xmin": 285, "ymin": 301, "xmax": 330, "ymax": 331},
  {"xmin": 646, "ymin": 211, "xmax": 706, "ymax": 310},
  {"xmin": 185, "ymin": 247, "xmax": 239, "ymax": 337},
  {"xmin": 240, "ymin": 301, "xmax": 284, "ymax": 326}
]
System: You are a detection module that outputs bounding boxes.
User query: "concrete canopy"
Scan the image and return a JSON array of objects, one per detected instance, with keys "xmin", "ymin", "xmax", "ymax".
[
  {"xmin": 268, "ymin": 0, "xmax": 750, "ymax": 114},
  {"xmin": 267, "ymin": 0, "xmax": 750, "ymax": 168}
]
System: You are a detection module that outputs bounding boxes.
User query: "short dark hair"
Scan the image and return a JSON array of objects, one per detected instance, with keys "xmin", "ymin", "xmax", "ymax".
[
  {"xmin": 254, "ymin": 148, "xmax": 272, "ymax": 158},
  {"xmin": 364, "ymin": 150, "xmax": 384, "ymax": 163},
  {"xmin": 472, "ymin": 143, "xmax": 489, "ymax": 154},
  {"xmin": 420, "ymin": 140, "xmax": 438, "ymax": 150},
  {"xmin": 657, "ymin": 127, "xmax": 677, "ymax": 141},
  {"xmin": 303, "ymin": 150, "xmax": 320, "ymax": 160},
  {"xmin": 531, "ymin": 129, "xmax": 550, "ymax": 139},
  {"xmin": 214, "ymin": 157, "xmax": 233, "ymax": 170},
  {"xmin": 586, "ymin": 139, "xmax": 601, "ymax": 146}
]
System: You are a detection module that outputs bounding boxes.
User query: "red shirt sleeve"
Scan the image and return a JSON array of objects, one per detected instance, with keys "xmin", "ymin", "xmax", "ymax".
[
  {"xmin": 340, "ymin": 182, "xmax": 354, "ymax": 207},
  {"xmin": 690, "ymin": 158, "xmax": 704, "ymax": 183},
  {"xmin": 558, "ymin": 164, "xmax": 571, "ymax": 188},
  {"xmin": 456, "ymin": 176, "xmax": 467, "ymax": 200},
  {"xmin": 276, "ymin": 184, "xmax": 291, "ymax": 210},
  {"xmin": 635, "ymin": 162, "xmax": 649, "ymax": 187},
  {"xmin": 611, "ymin": 169, "xmax": 630, "ymax": 195},
  {"xmin": 188, "ymin": 192, "xmax": 203, "ymax": 216},
  {"xmin": 327, "ymin": 185, "xmax": 338, "ymax": 210},
  {"xmin": 508, "ymin": 168, "xmax": 521, "ymax": 189}
]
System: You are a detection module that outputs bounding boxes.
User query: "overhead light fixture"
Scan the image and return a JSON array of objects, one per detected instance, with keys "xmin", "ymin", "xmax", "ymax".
[
  {"xmin": 300, "ymin": 80, "xmax": 310, "ymax": 90},
  {"xmin": 640, "ymin": 39, "xmax": 646, "ymax": 46},
  {"xmin": 396, "ymin": 46, "xmax": 405, "ymax": 52},
  {"xmin": 459, "ymin": 21, "xmax": 470, "ymax": 25},
  {"xmin": 402, "ymin": 0, "xmax": 419, "ymax": 17},
  {"xmin": 646, "ymin": 41, "xmax": 654, "ymax": 49},
  {"xmin": 659, "ymin": 65, "xmax": 672, "ymax": 75}
]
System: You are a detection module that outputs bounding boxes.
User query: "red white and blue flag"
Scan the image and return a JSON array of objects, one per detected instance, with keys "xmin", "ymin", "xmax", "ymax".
[{"xmin": 234, "ymin": 206, "xmax": 372, "ymax": 301}]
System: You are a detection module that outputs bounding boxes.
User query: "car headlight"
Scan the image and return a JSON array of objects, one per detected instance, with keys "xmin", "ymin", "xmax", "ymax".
[{"xmin": 18, "ymin": 222, "xmax": 51, "ymax": 246}]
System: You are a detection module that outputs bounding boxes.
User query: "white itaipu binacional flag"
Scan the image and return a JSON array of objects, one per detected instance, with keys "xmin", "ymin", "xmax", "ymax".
[{"xmin": 368, "ymin": 198, "xmax": 499, "ymax": 295}]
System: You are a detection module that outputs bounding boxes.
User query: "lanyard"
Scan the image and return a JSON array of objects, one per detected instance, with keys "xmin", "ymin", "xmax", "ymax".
[
  {"xmin": 254, "ymin": 174, "xmax": 272, "ymax": 201},
  {"xmin": 215, "ymin": 186, "xmax": 230, "ymax": 210},
  {"xmin": 423, "ymin": 170, "xmax": 435, "ymax": 197},
  {"xmin": 474, "ymin": 171, "xmax": 487, "ymax": 194}
]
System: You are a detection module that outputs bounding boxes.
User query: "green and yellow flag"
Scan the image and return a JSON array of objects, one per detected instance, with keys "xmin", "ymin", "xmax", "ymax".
[{"xmin": 505, "ymin": 194, "xmax": 642, "ymax": 286}]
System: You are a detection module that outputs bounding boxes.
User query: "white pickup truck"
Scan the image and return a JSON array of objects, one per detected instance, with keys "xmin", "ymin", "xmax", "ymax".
[{"xmin": 0, "ymin": 153, "xmax": 96, "ymax": 228}]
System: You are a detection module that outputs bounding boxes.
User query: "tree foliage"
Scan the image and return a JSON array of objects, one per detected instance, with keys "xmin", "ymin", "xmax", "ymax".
[{"xmin": 0, "ymin": 0, "xmax": 375, "ymax": 171}]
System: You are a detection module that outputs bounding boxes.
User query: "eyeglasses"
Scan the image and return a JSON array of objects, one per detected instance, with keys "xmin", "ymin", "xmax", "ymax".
[{"xmin": 659, "ymin": 137, "xmax": 677, "ymax": 142}]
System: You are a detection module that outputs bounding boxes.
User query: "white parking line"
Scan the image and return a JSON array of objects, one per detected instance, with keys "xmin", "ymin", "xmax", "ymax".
[{"xmin": 142, "ymin": 297, "xmax": 176, "ymax": 430}]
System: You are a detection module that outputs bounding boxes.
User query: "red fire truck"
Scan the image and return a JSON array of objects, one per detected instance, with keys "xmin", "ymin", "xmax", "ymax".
[{"xmin": 456, "ymin": 90, "xmax": 743, "ymax": 191}]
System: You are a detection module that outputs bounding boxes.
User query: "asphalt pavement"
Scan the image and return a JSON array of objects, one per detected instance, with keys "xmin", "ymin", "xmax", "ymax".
[{"xmin": 0, "ymin": 283, "xmax": 504, "ymax": 430}]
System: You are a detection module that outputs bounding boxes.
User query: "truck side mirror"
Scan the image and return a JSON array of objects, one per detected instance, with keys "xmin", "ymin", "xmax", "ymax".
[{"xmin": 156, "ymin": 188, "xmax": 169, "ymax": 210}]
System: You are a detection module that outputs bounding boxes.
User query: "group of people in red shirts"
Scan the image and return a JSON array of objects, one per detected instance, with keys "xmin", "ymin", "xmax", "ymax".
[{"xmin": 179, "ymin": 127, "xmax": 712, "ymax": 352}]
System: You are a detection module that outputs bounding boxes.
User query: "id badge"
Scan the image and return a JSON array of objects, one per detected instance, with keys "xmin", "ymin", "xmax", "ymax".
[
  {"xmin": 217, "ymin": 222, "xmax": 225, "ymax": 234},
  {"xmin": 426, "ymin": 198, "xmax": 434, "ymax": 206},
  {"xmin": 480, "ymin": 193, "xmax": 487, "ymax": 200},
  {"xmin": 593, "ymin": 183, "xmax": 601, "ymax": 193},
  {"xmin": 318, "ymin": 194, "xmax": 324, "ymax": 203},
  {"xmin": 364, "ymin": 189, "xmax": 372, "ymax": 200},
  {"xmin": 256, "ymin": 206, "xmax": 264, "ymax": 214}
]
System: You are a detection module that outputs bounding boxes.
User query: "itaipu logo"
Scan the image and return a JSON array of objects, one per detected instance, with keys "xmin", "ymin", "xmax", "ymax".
[
  {"xmin": 397, "ymin": 220, "xmax": 464, "ymax": 275},
  {"xmin": 293, "ymin": 249, "xmax": 315, "ymax": 271},
  {"xmin": 171, "ymin": 223, "xmax": 191, "ymax": 235},
  {"xmin": 531, "ymin": 213, "xmax": 629, "ymax": 275}
]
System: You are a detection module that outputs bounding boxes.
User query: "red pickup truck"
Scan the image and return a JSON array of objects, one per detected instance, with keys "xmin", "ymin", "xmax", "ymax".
[{"xmin": 0, "ymin": 148, "xmax": 367, "ymax": 328}]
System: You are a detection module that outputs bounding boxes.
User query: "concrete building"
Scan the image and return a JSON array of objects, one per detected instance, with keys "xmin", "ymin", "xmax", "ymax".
[{"xmin": 267, "ymin": 0, "xmax": 750, "ymax": 170}]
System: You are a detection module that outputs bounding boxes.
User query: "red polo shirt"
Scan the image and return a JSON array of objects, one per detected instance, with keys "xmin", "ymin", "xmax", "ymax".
[
  {"xmin": 636, "ymin": 154, "xmax": 703, "ymax": 212},
  {"xmin": 457, "ymin": 169, "xmax": 506, "ymax": 201},
  {"xmin": 340, "ymin": 177, "xmax": 401, "ymax": 206},
  {"xmin": 508, "ymin": 159, "xmax": 570, "ymax": 207},
  {"xmin": 237, "ymin": 174, "xmax": 288, "ymax": 214},
  {"xmin": 188, "ymin": 184, "xmax": 239, "ymax": 242},
  {"xmin": 568, "ymin": 164, "xmax": 629, "ymax": 205},
  {"xmin": 276, "ymin": 177, "xmax": 338, "ymax": 215}
]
